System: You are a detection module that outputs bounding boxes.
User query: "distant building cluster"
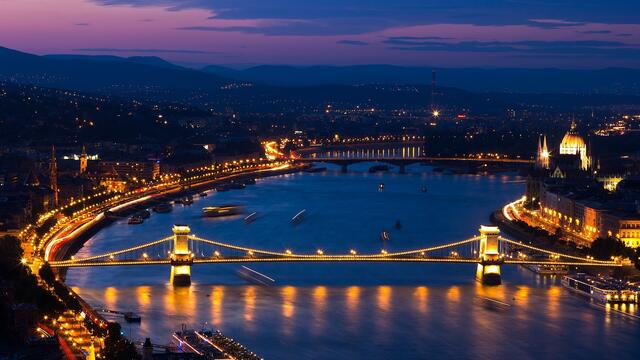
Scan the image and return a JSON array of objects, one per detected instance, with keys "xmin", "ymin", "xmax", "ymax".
[
  {"xmin": 0, "ymin": 145, "xmax": 160, "ymax": 232},
  {"xmin": 527, "ymin": 121, "xmax": 640, "ymax": 247}
]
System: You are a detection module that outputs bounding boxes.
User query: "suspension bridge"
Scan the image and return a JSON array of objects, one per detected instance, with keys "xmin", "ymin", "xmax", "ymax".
[{"xmin": 48, "ymin": 225, "xmax": 620, "ymax": 286}]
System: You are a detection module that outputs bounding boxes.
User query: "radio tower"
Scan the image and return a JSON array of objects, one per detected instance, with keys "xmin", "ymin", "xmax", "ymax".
[{"xmin": 430, "ymin": 69, "xmax": 439, "ymax": 117}]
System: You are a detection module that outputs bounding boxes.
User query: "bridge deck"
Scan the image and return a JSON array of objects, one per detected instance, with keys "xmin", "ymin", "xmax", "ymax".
[{"xmin": 49, "ymin": 256, "xmax": 620, "ymax": 267}]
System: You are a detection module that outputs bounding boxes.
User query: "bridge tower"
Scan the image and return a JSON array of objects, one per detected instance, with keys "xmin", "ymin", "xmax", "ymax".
[
  {"xmin": 476, "ymin": 225, "xmax": 502, "ymax": 285},
  {"xmin": 170, "ymin": 224, "xmax": 193, "ymax": 286}
]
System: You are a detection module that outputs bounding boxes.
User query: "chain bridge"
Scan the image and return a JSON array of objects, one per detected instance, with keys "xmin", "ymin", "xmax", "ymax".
[{"xmin": 48, "ymin": 225, "xmax": 620, "ymax": 286}]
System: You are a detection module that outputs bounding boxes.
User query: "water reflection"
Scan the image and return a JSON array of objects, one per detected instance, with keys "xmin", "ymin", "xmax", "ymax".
[
  {"xmin": 210, "ymin": 286, "xmax": 224, "ymax": 328},
  {"xmin": 243, "ymin": 286, "xmax": 256, "ymax": 324},
  {"xmin": 414, "ymin": 286, "xmax": 428, "ymax": 315},
  {"xmin": 66, "ymin": 169, "xmax": 640, "ymax": 359}
]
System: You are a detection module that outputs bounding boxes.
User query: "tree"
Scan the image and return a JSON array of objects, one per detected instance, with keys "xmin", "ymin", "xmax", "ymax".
[
  {"xmin": 39, "ymin": 262, "xmax": 56, "ymax": 284},
  {"xmin": 590, "ymin": 237, "xmax": 634, "ymax": 261},
  {"xmin": 103, "ymin": 322, "xmax": 141, "ymax": 360}
]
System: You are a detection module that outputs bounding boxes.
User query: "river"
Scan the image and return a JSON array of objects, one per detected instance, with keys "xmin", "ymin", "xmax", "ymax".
[{"xmin": 66, "ymin": 163, "xmax": 640, "ymax": 359}]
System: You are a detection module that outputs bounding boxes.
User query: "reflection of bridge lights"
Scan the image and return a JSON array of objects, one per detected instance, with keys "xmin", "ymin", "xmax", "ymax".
[{"xmin": 317, "ymin": 249, "xmax": 324, "ymax": 255}]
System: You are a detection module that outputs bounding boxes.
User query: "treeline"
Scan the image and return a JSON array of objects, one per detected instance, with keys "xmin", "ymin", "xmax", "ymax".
[{"xmin": 0, "ymin": 235, "xmax": 140, "ymax": 359}]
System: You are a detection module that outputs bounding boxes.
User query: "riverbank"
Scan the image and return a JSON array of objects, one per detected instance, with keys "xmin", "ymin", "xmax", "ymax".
[
  {"xmin": 491, "ymin": 207, "xmax": 638, "ymax": 278},
  {"xmin": 48, "ymin": 162, "xmax": 307, "ymax": 268}
]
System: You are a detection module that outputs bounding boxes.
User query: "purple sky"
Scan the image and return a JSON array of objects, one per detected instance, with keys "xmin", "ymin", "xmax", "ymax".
[{"xmin": 1, "ymin": 0, "xmax": 640, "ymax": 67}]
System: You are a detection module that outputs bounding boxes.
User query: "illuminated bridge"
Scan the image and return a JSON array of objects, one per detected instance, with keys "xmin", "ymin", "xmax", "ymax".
[
  {"xmin": 294, "ymin": 148, "xmax": 533, "ymax": 173},
  {"xmin": 49, "ymin": 225, "xmax": 620, "ymax": 286}
]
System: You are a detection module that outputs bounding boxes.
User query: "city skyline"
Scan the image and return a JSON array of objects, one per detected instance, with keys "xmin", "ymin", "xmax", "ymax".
[{"xmin": 2, "ymin": 0, "xmax": 640, "ymax": 67}]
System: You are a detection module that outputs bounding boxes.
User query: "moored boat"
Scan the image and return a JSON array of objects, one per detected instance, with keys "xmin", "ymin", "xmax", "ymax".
[
  {"xmin": 137, "ymin": 209, "xmax": 151, "ymax": 219},
  {"xmin": 562, "ymin": 274, "xmax": 638, "ymax": 304},
  {"xmin": 128, "ymin": 215, "xmax": 144, "ymax": 225},
  {"xmin": 152, "ymin": 203, "xmax": 172, "ymax": 213}
]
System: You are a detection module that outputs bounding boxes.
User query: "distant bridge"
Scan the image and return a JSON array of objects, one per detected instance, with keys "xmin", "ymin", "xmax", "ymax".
[
  {"xmin": 296, "ymin": 157, "xmax": 532, "ymax": 173},
  {"xmin": 49, "ymin": 225, "xmax": 619, "ymax": 286}
]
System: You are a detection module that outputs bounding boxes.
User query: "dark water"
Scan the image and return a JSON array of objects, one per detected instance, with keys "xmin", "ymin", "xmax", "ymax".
[{"xmin": 67, "ymin": 164, "xmax": 640, "ymax": 359}]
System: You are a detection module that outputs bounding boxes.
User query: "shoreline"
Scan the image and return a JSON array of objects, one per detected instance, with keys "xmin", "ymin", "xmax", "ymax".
[{"xmin": 49, "ymin": 163, "xmax": 307, "ymax": 271}]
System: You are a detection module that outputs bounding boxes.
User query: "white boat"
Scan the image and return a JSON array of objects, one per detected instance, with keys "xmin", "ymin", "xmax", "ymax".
[
  {"xmin": 291, "ymin": 209, "xmax": 306, "ymax": 224},
  {"xmin": 244, "ymin": 212, "xmax": 258, "ymax": 223}
]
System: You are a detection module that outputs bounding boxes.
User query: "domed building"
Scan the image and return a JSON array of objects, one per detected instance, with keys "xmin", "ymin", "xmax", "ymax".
[
  {"xmin": 536, "ymin": 120, "xmax": 591, "ymax": 177},
  {"xmin": 558, "ymin": 120, "xmax": 590, "ymax": 171}
]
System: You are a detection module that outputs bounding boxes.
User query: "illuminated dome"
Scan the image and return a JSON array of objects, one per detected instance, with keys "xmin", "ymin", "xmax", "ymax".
[{"xmin": 559, "ymin": 120, "xmax": 586, "ymax": 155}]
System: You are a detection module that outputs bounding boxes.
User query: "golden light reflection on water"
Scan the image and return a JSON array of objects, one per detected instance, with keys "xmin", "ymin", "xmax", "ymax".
[
  {"xmin": 345, "ymin": 286, "xmax": 361, "ymax": 329},
  {"xmin": 282, "ymin": 286, "xmax": 296, "ymax": 319},
  {"xmin": 312, "ymin": 286, "xmax": 328, "ymax": 334},
  {"xmin": 414, "ymin": 286, "xmax": 429, "ymax": 315},
  {"xmin": 514, "ymin": 286, "xmax": 530, "ymax": 308},
  {"xmin": 547, "ymin": 286, "xmax": 561, "ymax": 320},
  {"xmin": 281, "ymin": 286, "xmax": 297, "ymax": 338},
  {"xmin": 446, "ymin": 286, "xmax": 460, "ymax": 302},
  {"xmin": 104, "ymin": 287, "xmax": 118, "ymax": 309},
  {"xmin": 377, "ymin": 286, "xmax": 392, "ymax": 312},
  {"xmin": 243, "ymin": 286, "xmax": 256, "ymax": 323},
  {"xmin": 136, "ymin": 286, "xmax": 151, "ymax": 309},
  {"xmin": 210, "ymin": 286, "xmax": 224, "ymax": 327}
]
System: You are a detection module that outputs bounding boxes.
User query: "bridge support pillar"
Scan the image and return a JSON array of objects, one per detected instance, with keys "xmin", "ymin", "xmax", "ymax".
[
  {"xmin": 476, "ymin": 225, "xmax": 501, "ymax": 285},
  {"xmin": 170, "ymin": 224, "xmax": 193, "ymax": 286},
  {"xmin": 341, "ymin": 163, "xmax": 348, "ymax": 173}
]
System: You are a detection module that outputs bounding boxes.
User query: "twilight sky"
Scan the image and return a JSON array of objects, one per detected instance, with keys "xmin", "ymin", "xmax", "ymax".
[{"xmin": 1, "ymin": 0, "xmax": 640, "ymax": 68}]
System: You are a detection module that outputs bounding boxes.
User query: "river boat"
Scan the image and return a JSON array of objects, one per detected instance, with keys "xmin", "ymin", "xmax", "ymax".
[
  {"xmin": 237, "ymin": 266, "xmax": 275, "ymax": 286},
  {"xmin": 369, "ymin": 164, "xmax": 390, "ymax": 173},
  {"xmin": 137, "ymin": 210, "xmax": 151, "ymax": 219},
  {"xmin": 521, "ymin": 263, "xmax": 568, "ymax": 275},
  {"xmin": 244, "ymin": 212, "xmax": 258, "ymax": 223},
  {"xmin": 291, "ymin": 209, "xmax": 306, "ymax": 224},
  {"xmin": 562, "ymin": 274, "xmax": 638, "ymax": 304},
  {"xmin": 128, "ymin": 215, "xmax": 144, "ymax": 225},
  {"xmin": 305, "ymin": 166, "xmax": 327, "ymax": 173},
  {"xmin": 152, "ymin": 203, "xmax": 172, "ymax": 213},
  {"xmin": 203, "ymin": 205, "xmax": 243, "ymax": 218},
  {"xmin": 123, "ymin": 312, "xmax": 141, "ymax": 323}
]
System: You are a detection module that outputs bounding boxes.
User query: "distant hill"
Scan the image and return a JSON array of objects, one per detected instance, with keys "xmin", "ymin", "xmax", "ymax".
[
  {"xmin": 45, "ymin": 54, "xmax": 184, "ymax": 70},
  {"xmin": 202, "ymin": 64, "xmax": 640, "ymax": 95},
  {"xmin": 0, "ymin": 46, "xmax": 229, "ymax": 92}
]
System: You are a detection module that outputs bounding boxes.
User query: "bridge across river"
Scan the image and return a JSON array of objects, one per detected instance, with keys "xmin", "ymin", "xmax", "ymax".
[
  {"xmin": 49, "ymin": 225, "xmax": 619, "ymax": 286},
  {"xmin": 295, "ymin": 147, "xmax": 532, "ymax": 173}
]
